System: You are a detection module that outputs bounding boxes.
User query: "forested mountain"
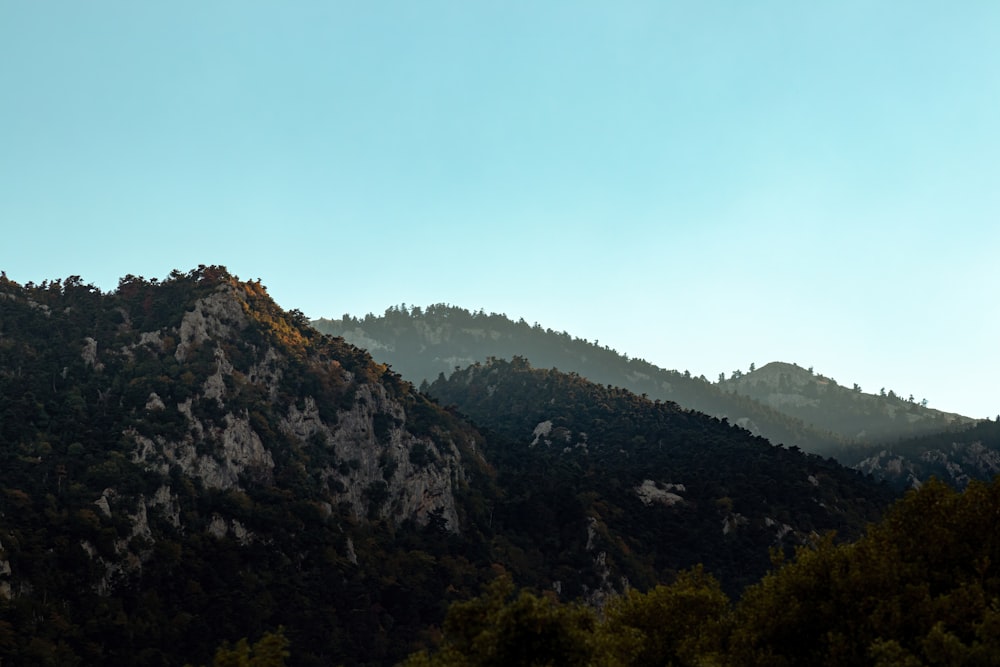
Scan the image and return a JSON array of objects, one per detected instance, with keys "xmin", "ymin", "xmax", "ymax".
[
  {"xmin": 405, "ymin": 477, "xmax": 1000, "ymax": 666},
  {"xmin": 426, "ymin": 357, "xmax": 894, "ymax": 595},
  {"xmin": 313, "ymin": 305, "xmax": 972, "ymax": 460},
  {"xmin": 0, "ymin": 269, "xmax": 897, "ymax": 665},
  {"xmin": 0, "ymin": 268, "xmax": 497, "ymax": 665},
  {"xmin": 720, "ymin": 361, "xmax": 974, "ymax": 447}
]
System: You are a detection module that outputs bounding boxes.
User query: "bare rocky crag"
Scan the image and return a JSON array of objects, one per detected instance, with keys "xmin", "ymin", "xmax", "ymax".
[{"xmin": 119, "ymin": 281, "xmax": 467, "ymax": 530}]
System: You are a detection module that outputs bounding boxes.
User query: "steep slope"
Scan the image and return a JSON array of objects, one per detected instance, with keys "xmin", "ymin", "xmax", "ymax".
[
  {"xmin": 0, "ymin": 268, "xmax": 493, "ymax": 666},
  {"xmin": 851, "ymin": 418, "xmax": 1000, "ymax": 489},
  {"xmin": 427, "ymin": 357, "xmax": 895, "ymax": 596},
  {"xmin": 720, "ymin": 361, "xmax": 974, "ymax": 448},
  {"xmin": 314, "ymin": 305, "xmax": 849, "ymax": 455}
]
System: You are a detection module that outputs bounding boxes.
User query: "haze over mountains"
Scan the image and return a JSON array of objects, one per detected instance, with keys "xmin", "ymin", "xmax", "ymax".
[
  {"xmin": 0, "ymin": 269, "xmax": 900, "ymax": 663},
  {"xmin": 313, "ymin": 305, "xmax": 984, "ymax": 468}
]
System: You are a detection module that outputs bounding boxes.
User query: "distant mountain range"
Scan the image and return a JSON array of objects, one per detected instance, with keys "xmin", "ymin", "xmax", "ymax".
[{"xmin": 313, "ymin": 304, "xmax": 978, "ymax": 463}]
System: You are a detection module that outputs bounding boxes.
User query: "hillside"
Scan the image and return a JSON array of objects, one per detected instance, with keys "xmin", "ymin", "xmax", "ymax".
[
  {"xmin": 426, "ymin": 357, "xmax": 894, "ymax": 595},
  {"xmin": 313, "ymin": 305, "xmax": 974, "ymax": 460},
  {"xmin": 0, "ymin": 270, "xmax": 898, "ymax": 665},
  {"xmin": 314, "ymin": 305, "xmax": 849, "ymax": 456},
  {"xmin": 720, "ymin": 361, "xmax": 973, "ymax": 447},
  {"xmin": 0, "ymin": 268, "xmax": 496, "ymax": 665}
]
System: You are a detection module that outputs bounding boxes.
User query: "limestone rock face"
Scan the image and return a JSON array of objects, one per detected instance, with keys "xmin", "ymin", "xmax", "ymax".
[
  {"xmin": 120, "ymin": 283, "xmax": 466, "ymax": 529},
  {"xmin": 175, "ymin": 288, "xmax": 250, "ymax": 362}
]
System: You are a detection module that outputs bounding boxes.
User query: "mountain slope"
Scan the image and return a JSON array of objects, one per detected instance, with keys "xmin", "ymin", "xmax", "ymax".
[
  {"xmin": 720, "ymin": 361, "xmax": 973, "ymax": 446},
  {"xmin": 427, "ymin": 357, "xmax": 895, "ymax": 595},
  {"xmin": 0, "ymin": 268, "xmax": 494, "ymax": 665},
  {"xmin": 0, "ymin": 271, "xmax": 898, "ymax": 665},
  {"xmin": 851, "ymin": 418, "xmax": 1000, "ymax": 489},
  {"xmin": 314, "ymin": 305, "xmax": 850, "ymax": 455},
  {"xmin": 314, "ymin": 306, "xmax": 977, "ymax": 463}
]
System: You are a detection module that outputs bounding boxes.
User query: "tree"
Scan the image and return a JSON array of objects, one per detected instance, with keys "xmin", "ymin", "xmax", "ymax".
[
  {"xmin": 595, "ymin": 566, "xmax": 729, "ymax": 666},
  {"xmin": 192, "ymin": 628, "xmax": 290, "ymax": 667}
]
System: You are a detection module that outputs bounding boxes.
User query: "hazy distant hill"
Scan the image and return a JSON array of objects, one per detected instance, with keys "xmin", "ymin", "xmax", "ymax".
[
  {"xmin": 720, "ymin": 362, "xmax": 974, "ymax": 448},
  {"xmin": 314, "ymin": 305, "xmax": 972, "ymax": 459}
]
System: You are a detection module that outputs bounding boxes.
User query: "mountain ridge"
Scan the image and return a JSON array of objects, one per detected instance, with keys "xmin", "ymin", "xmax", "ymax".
[{"xmin": 313, "ymin": 304, "xmax": 976, "ymax": 461}]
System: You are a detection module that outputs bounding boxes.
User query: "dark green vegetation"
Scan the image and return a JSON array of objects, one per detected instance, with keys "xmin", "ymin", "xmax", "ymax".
[
  {"xmin": 313, "ymin": 305, "xmax": 975, "ymax": 462},
  {"xmin": 0, "ymin": 268, "xmax": 495, "ymax": 665},
  {"xmin": 404, "ymin": 477, "xmax": 1000, "ymax": 666},
  {"xmin": 0, "ymin": 269, "xmax": 941, "ymax": 665},
  {"xmin": 427, "ymin": 358, "xmax": 893, "ymax": 596}
]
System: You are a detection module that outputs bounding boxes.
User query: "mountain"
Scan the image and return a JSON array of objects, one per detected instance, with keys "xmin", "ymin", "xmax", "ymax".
[
  {"xmin": 426, "ymin": 357, "xmax": 894, "ymax": 595},
  {"xmin": 313, "ymin": 306, "xmax": 849, "ymax": 455},
  {"xmin": 0, "ymin": 268, "xmax": 496, "ymax": 665},
  {"xmin": 313, "ymin": 305, "xmax": 974, "ymax": 459},
  {"xmin": 0, "ymin": 269, "xmax": 899, "ymax": 665},
  {"xmin": 720, "ymin": 361, "xmax": 973, "ymax": 446}
]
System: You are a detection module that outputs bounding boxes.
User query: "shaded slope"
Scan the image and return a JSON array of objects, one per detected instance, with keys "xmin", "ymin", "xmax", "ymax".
[
  {"xmin": 427, "ymin": 357, "xmax": 895, "ymax": 595},
  {"xmin": 851, "ymin": 418, "xmax": 1000, "ymax": 489},
  {"xmin": 721, "ymin": 361, "xmax": 974, "ymax": 447}
]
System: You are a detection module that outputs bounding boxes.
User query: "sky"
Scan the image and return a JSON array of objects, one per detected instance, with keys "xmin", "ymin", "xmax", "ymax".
[{"xmin": 1, "ymin": 2, "xmax": 998, "ymax": 418}]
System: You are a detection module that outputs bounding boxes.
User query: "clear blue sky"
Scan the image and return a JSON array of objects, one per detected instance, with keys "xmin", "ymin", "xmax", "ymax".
[{"xmin": 2, "ymin": 2, "xmax": 998, "ymax": 418}]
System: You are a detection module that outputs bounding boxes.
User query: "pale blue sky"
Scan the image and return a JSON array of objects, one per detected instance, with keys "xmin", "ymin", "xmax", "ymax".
[{"xmin": 2, "ymin": 2, "xmax": 998, "ymax": 418}]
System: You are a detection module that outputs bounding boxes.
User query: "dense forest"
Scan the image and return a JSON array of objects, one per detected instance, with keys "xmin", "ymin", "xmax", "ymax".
[
  {"xmin": 0, "ymin": 268, "xmax": 498, "ymax": 665},
  {"xmin": 403, "ymin": 477, "xmax": 1000, "ymax": 666},
  {"xmin": 425, "ymin": 357, "xmax": 893, "ymax": 596},
  {"xmin": 0, "ymin": 269, "xmax": 992, "ymax": 665}
]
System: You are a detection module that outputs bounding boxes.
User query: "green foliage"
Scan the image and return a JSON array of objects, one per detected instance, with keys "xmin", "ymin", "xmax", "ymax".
[
  {"xmin": 186, "ymin": 627, "xmax": 290, "ymax": 667},
  {"xmin": 401, "ymin": 574, "xmax": 597, "ymax": 667},
  {"xmin": 726, "ymin": 478, "xmax": 1000, "ymax": 666},
  {"xmin": 406, "ymin": 477, "xmax": 1000, "ymax": 666},
  {"xmin": 596, "ymin": 566, "xmax": 728, "ymax": 666},
  {"xmin": 427, "ymin": 357, "xmax": 892, "ymax": 595}
]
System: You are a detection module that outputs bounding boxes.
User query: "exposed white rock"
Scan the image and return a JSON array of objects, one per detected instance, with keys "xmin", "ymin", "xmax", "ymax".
[
  {"xmin": 202, "ymin": 345, "xmax": 234, "ymax": 404},
  {"xmin": 314, "ymin": 383, "xmax": 464, "ymax": 530},
  {"xmin": 145, "ymin": 392, "xmax": 165, "ymax": 411},
  {"xmin": 206, "ymin": 514, "xmax": 253, "ymax": 545},
  {"xmin": 94, "ymin": 492, "xmax": 113, "ymax": 518},
  {"xmin": 247, "ymin": 346, "xmax": 284, "ymax": 400},
  {"xmin": 531, "ymin": 420, "xmax": 553, "ymax": 447},
  {"xmin": 345, "ymin": 537, "xmax": 358, "ymax": 565},
  {"xmin": 130, "ymin": 410, "xmax": 274, "ymax": 491},
  {"xmin": 635, "ymin": 480, "xmax": 685, "ymax": 507},
  {"xmin": 81, "ymin": 337, "xmax": 104, "ymax": 370},
  {"xmin": 175, "ymin": 287, "xmax": 250, "ymax": 362}
]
